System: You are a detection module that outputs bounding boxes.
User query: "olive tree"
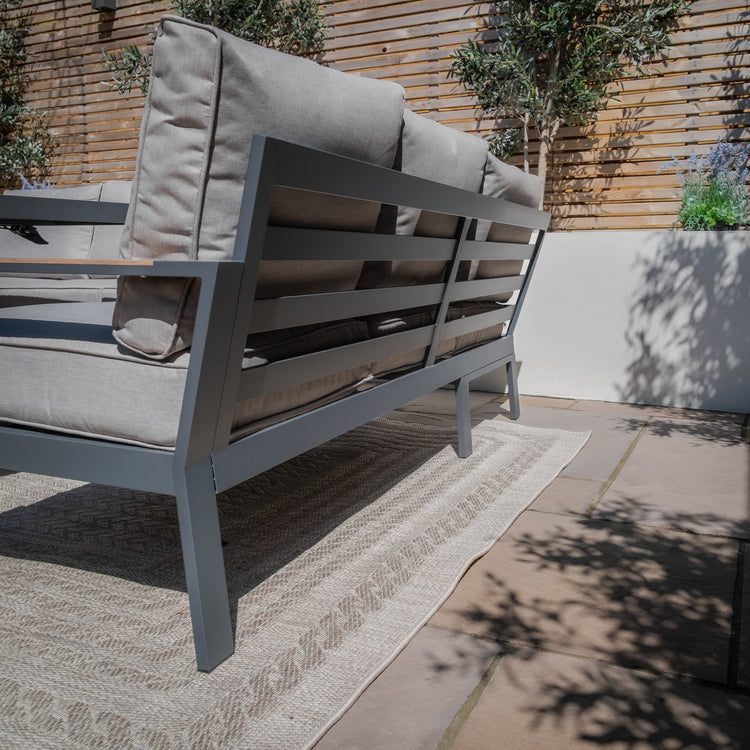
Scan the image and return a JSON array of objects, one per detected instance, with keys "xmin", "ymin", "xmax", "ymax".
[
  {"xmin": 449, "ymin": 0, "xmax": 691, "ymax": 203},
  {"xmin": 0, "ymin": 0, "xmax": 54, "ymax": 188},
  {"xmin": 104, "ymin": 0, "xmax": 326, "ymax": 94}
]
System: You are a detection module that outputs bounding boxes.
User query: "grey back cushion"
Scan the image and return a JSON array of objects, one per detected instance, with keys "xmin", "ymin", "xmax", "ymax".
[
  {"xmin": 89, "ymin": 180, "xmax": 131, "ymax": 262},
  {"xmin": 358, "ymin": 109, "xmax": 488, "ymax": 289},
  {"xmin": 0, "ymin": 183, "xmax": 103, "ymax": 279},
  {"xmin": 462, "ymin": 154, "xmax": 543, "ymax": 301},
  {"xmin": 114, "ymin": 15, "xmax": 405, "ymax": 359}
]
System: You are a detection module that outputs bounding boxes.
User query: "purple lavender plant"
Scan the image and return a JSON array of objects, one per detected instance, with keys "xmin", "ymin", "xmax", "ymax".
[
  {"xmin": 661, "ymin": 139, "xmax": 750, "ymax": 230},
  {"xmin": 19, "ymin": 174, "xmax": 51, "ymax": 190}
]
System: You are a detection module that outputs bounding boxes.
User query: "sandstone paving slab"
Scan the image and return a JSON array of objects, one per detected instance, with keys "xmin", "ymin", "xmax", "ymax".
[
  {"xmin": 429, "ymin": 511, "xmax": 737, "ymax": 682},
  {"xmin": 530, "ymin": 477, "xmax": 603, "ymax": 516},
  {"xmin": 518, "ymin": 395, "xmax": 578, "ymax": 409},
  {"xmin": 448, "ymin": 647, "xmax": 750, "ymax": 750},
  {"xmin": 572, "ymin": 400, "xmax": 746, "ymax": 424},
  {"xmin": 313, "ymin": 626, "xmax": 499, "ymax": 750},
  {"xmin": 496, "ymin": 406, "xmax": 646, "ymax": 484},
  {"xmin": 595, "ymin": 417, "xmax": 750, "ymax": 540},
  {"xmin": 398, "ymin": 389, "xmax": 498, "ymax": 417}
]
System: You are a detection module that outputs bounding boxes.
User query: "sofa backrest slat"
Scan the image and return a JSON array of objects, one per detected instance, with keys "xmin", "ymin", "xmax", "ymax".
[
  {"xmin": 264, "ymin": 136, "xmax": 549, "ymax": 231},
  {"xmin": 440, "ymin": 307, "xmax": 515, "ymax": 341},
  {"xmin": 213, "ymin": 335, "xmax": 518, "ymax": 490},
  {"xmin": 262, "ymin": 227, "xmax": 458, "ymax": 263},
  {"xmin": 462, "ymin": 241, "xmax": 536, "ymax": 262},
  {"xmin": 247, "ymin": 285, "xmax": 447, "ymax": 333},
  {"xmin": 238, "ymin": 327, "xmax": 434, "ymax": 399},
  {"xmin": 449, "ymin": 276, "xmax": 526, "ymax": 302}
]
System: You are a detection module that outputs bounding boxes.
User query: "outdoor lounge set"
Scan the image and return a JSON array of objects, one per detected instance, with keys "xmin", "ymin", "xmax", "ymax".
[{"xmin": 0, "ymin": 16, "xmax": 549, "ymax": 671}]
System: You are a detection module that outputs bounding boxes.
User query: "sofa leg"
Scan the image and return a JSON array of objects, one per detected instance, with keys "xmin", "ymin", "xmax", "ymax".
[
  {"xmin": 174, "ymin": 459, "xmax": 234, "ymax": 672},
  {"xmin": 455, "ymin": 377, "xmax": 472, "ymax": 458},
  {"xmin": 506, "ymin": 359, "xmax": 520, "ymax": 420}
]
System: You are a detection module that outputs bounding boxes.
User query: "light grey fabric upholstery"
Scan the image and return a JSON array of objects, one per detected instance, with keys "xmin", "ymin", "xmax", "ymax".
[
  {"xmin": 366, "ymin": 301, "xmax": 505, "ymax": 377},
  {"xmin": 0, "ymin": 302, "xmax": 371, "ymax": 448},
  {"xmin": 0, "ymin": 183, "xmax": 103, "ymax": 279},
  {"xmin": 89, "ymin": 180, "xmax": 131, "ymax": 262},
  {"xmin": 475, "ymin": 154, "xmax": 543, "ymax": 242},
  {"xmin": 460, "ymin": 154, "xmax": 543, "ymax": 301},
  {"xmin": 365, "ymin": 306, "xmax": 450, "ymax": 376},
  {"xmin": 114, "ymin": 15, "xmax": 406, "ymax": 360},
  {"xmin": 398, "ymin": 110, "xmax": 489, "ymax": 238},
  {"xmin": 449, "ymin": 301, "xmax": 508, "ymax": 352},
  {"xmin": 358, "ymin": 110, "xmax": 488, "ymax": 289},
  {"xmin": 0, "ymin": 277, "xmax": 117, "ymax": 308}
]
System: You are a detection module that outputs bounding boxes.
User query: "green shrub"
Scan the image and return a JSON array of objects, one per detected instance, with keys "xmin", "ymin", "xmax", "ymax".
[
  {"xmin": 103, "ymin": 0, "xmax": 327, "ymax": 95},
  {"xmin": 662, "ymin": 139, "xmax": 749, "ymax": 231},
  {"xmin": 0, "ymin": 0, "xmax": 54, "ymax": 189}
]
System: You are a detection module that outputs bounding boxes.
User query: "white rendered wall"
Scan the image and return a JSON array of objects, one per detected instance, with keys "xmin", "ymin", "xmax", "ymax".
[{"xmin": 477, "ymin": 231, "xmax": 750, "ymax": 414}]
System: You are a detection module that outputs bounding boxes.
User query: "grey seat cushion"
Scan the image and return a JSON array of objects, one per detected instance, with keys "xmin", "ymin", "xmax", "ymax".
[
  {"xmin": 358, "ymin": 110, "xmax": 489, "ymax": 290},
  {"xmin": 0, "ymin": 302, "xmax": 371, "ymax": 448},
  {"xmin": 449, "ymin": 300, "xmax": 509, "ymax": 353},
  {"xmin": 365, "ymin": 301, "xmax": 506, "ymax": 377},
  {"xmin": 0, "ymin": 277, "xmax": 118, "ymax": 308},
  {"xmin": 0, "ymin": 183, "xmax": 103, "ymax": 279},
  {"xmin": 114, "ymin": 15, "xmax": 405, "ymax": 360},
  {"xmin": 364, "ymin": 305, "xmax": 452, "ymax": 376}
]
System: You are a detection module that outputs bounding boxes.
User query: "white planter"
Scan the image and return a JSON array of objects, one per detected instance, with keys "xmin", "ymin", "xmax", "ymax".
[{"xmin": 491, "ymin": 230, "xmax": 750, "ymax": 413}]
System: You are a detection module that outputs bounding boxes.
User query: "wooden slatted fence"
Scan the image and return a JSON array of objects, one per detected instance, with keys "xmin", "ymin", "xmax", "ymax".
[{"xmin": 21, "ymin": 0, "xmax": 750, "ymax": 230}]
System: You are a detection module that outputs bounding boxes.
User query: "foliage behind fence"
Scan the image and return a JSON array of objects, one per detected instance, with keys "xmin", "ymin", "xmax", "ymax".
[{"xmin": 24, "ymin": 0, "xmax": 749, "ymax": 230}]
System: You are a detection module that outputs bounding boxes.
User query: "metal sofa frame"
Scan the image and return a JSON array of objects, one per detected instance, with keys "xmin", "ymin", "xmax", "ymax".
[{"xmin": 0, "ymin": 136, "xmax": 549, "ymax": 671}]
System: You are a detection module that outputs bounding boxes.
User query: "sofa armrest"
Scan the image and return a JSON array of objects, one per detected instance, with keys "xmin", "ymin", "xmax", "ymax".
[
  {"xmin": 0, "ymin": 258, "xmax": 247, "ymax": 279},
  {"xmin": 0, "ymin": 195, "xmax": 128, "ymax": 226}
]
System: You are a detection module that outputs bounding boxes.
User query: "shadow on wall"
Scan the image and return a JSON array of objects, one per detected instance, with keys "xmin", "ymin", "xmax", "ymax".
[{"xmin": 616, "ymin": 231, "xmax": 750, "ymax": 412}]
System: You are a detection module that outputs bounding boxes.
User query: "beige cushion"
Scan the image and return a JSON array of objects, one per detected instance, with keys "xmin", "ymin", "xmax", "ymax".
[{"xmin": 114, "ymin": 15, "xmax": 405, "ymax": 360}]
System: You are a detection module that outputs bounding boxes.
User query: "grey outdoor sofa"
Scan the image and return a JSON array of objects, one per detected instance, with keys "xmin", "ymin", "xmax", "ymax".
[{"xmin": 0, "ymin": 16, "xmax": 549, "ymax": 671}]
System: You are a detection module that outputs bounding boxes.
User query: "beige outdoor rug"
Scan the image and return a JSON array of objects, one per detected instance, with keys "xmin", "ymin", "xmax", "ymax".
[{"xmin": 0, "ymin": 412, "xmax": 587, "ymax": 749}]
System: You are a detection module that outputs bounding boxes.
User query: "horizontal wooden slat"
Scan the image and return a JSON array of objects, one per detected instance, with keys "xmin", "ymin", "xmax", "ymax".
[{"xmin": 19, "ymin": 0, "xmax": 749, "ymax": 230}]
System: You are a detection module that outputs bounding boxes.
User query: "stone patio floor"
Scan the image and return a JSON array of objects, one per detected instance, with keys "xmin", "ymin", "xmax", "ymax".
[{"xmin": 314, "ymin": 392, "xmax": 750, "ymax": 750}]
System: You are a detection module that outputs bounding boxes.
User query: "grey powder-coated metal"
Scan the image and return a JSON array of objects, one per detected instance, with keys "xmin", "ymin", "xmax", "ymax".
[{"xmin": 0, "ymin": 136, "xmax": 549, "ymax": 670}]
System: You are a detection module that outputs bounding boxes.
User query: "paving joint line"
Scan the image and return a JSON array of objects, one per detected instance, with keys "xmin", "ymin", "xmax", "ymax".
[
  {"xmin": 584, "ymin": 415, "xmax": 653, "ymax": 519},
  {"xmin": 728, "ymin": 540, "xmax": 746, "ymax": 688},
  {"xmin": 435, "ymin": 648, "xmax": 506, "ymax": 750}
]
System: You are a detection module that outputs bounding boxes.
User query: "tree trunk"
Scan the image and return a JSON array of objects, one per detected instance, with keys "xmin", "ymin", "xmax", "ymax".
[
  {"xmin": 536, "ymin": 119, "xmax": 560, "ymax": 211},
  {"xmin": 523, "ymin": 113, "xmax": 530, "ymax": 173}
]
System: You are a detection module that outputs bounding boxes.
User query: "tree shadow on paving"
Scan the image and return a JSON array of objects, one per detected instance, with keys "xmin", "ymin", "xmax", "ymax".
[
  {"xmin": 431, "ymin": 511, "xmax": 748, "ymax": 746},
  {"xmin": 471, "ymin": 514, "xmax": 736, "ymax": 678},
  {"xmin": 606, "ymin": 413, "xmax": 750, "ymax": 541},
  {"xmin": 505, "ymin": 651, "xmax": 750, "ymax": 750}
]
